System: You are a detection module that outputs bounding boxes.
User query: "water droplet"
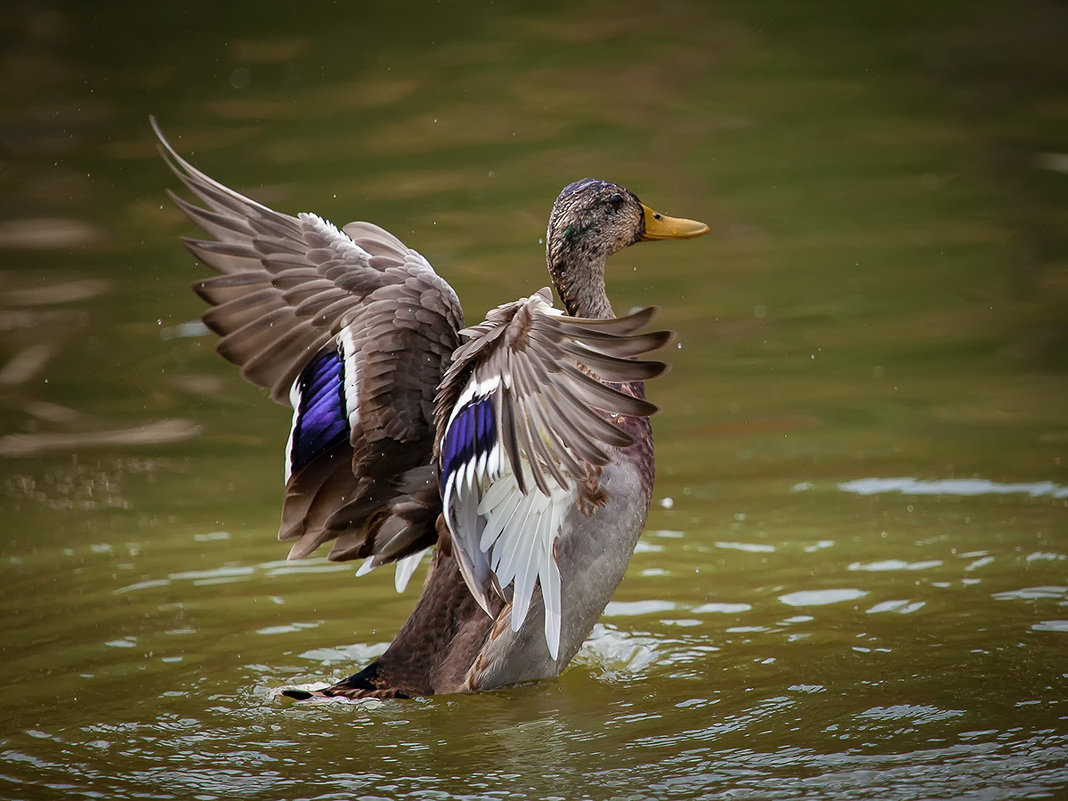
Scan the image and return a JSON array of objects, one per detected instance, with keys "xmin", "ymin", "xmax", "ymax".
[{"xmin": 229, "ymin": 66, "xmax": 251, "ymax": 90}]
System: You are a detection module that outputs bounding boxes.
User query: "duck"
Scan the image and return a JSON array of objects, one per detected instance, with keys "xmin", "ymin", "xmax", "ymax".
[{"xmin": 152, "ymin": 117, "xmax": 709, "ymax": 698}]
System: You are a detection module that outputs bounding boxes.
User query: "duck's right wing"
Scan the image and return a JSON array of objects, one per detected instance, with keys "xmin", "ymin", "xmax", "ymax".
[
  {"xmin": 435, "ymin": 289, "xmax": 673, "ymax": 658},
  {"xmin": 154, "ymin": 118, "xmax": 463, "ymax": 582}
]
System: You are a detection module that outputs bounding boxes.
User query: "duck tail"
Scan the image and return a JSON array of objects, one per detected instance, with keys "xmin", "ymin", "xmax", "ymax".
[{"xmin": 281, "ymin": 659, "xmax": 411, "ymax": 701}]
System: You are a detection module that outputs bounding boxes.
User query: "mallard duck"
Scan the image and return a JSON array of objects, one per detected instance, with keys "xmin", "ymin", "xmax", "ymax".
[{"xmin": 153, "ymin": 118, "xmax": 708, "ymax": 698}]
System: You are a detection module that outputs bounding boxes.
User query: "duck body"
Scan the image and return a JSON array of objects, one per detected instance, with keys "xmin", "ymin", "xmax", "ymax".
[
  {"xmin": 153, "ymin": 118, "xmax": 708, "ymax": 698},
  {"xmin": 341, "ymin": 412, "xmax": 652, "ymax": 697},
  {"xmin": 471, "ymin": 424, "xmax": 653, "ymax": 689}
]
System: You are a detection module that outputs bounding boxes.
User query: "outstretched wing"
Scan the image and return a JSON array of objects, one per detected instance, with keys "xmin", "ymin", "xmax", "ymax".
[
  {"xmin": 154, "ymin": 118, "xmax": 463, "ymax": 581},
  {"xmin": 435, "ymin": 289, "xmax": 672, "ymax": 658}
]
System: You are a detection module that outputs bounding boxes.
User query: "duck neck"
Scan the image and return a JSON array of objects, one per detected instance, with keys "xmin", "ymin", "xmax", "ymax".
[{"xmin": 547, "ymin": 245, "xmax": 615, "ymax": 320}]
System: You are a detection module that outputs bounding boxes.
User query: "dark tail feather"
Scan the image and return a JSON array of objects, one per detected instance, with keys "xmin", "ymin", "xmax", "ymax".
[{"xmin": 282, "ymin": 659, "xmax": 411, "ymax": 701}]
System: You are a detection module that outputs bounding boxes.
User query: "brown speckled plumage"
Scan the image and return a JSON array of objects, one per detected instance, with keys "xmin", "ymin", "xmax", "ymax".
[{"xmin": 153, "ymin": 120, "xmax": 708, "ymax": 698}]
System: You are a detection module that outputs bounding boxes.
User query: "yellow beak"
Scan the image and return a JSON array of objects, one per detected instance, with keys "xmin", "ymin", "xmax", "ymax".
[{"xmin": 639, "ymin": 204, "xmax": 710, "ymax": 240}]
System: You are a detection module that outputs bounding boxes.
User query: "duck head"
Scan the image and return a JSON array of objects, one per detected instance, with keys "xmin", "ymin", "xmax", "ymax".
[{"xmin": 545, "ymin": 178, "xmax": 709, "ymax": 318}]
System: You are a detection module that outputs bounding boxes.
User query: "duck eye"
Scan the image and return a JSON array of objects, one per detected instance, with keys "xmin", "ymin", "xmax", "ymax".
[{"xmin": 608, "ymin": 193, "xmax": 625, "ymax": 210}]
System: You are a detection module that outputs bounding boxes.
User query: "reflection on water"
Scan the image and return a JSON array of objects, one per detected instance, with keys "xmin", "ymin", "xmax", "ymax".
[
  {"xmin": 778, "ymin": 588, "xmax": 867, "ymax": 607},
  {"xmin": 0, "ymin": 218, "xmax": 102, "ymax": 249},
  {"xmin": 0, "ymin": 418, "xmax": 202, "ymax": 458},
  {"xmin": 840, "ymin": 476, "xmax": 1068, "ymax": 498},
  {"xmin": 2, "ymin": 0, "xmax": 1067, "ymax": 798}
]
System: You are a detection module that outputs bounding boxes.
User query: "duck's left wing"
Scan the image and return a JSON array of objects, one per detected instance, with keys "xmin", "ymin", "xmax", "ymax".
[
  {"xmin": 436, "ymin": 289, "xmax": 673, "ymax": 658},
  {"xmin": 154, "ymin": 119, "xmax": 463, "ymax": 584}
]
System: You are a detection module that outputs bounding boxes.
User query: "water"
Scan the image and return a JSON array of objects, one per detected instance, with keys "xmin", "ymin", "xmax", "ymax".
[{"xmin": 2, "ymin": 1, "xmax": 1066, "ymax": 798}]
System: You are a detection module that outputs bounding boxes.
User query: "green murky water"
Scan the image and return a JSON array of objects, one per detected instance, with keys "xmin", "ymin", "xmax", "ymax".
[{"xmin": 2, "ymin": 1, "xmax": 1066, "ymax": 798}]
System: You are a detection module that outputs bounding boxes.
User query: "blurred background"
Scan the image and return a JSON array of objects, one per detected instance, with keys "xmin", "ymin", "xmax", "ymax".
[{"xmin": 1, "ymin": 1, "xmax": 1065, "ymax": 798}]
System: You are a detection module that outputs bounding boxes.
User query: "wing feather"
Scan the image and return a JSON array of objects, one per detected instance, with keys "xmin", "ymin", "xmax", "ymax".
[
  {"xmin": 155, "ymin": 118, "xmax": 463, "ymax": 581},
  {"xmin": 436, "ymin": 290, "xmax": 672, "ymax": 658}
]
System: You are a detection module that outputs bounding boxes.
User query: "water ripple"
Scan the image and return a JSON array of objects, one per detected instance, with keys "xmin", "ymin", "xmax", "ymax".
[
  {"xmin": 849, "ymin": 559, "xmax": 943, "ymax": 572},
  {"xmin": 839, "ymin": 477, "xmax": 1068, "ymax": 498},
  {"xmin": 779, "ymin": 588, "xmax": 868, "ymax": 607}
]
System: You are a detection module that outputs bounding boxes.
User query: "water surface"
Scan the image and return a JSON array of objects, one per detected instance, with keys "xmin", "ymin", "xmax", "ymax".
[{"xmin": 2, "ymin": 1, "xmax": 1066, "ymax": 799}]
